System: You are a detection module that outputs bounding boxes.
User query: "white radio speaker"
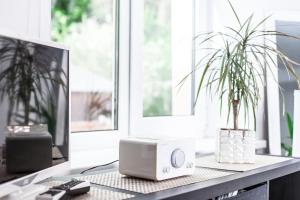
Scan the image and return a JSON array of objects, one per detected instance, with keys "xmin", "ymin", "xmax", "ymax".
[{"xmin": 119, "ymin": 137, "xmax": 195, "ymax": 181}]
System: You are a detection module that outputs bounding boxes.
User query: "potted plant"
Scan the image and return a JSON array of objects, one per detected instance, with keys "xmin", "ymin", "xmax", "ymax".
[{"xmin": 181, "ymin": 0, "xmax": 300, "ymax": 163}]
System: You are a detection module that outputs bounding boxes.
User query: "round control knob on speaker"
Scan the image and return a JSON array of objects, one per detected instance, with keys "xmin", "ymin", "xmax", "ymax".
[{"xmin": 171, "ymin": 149, "xmax": 185, "ymax": 168}]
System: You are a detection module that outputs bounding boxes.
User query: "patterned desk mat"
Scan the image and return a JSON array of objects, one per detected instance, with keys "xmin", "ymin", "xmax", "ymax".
[
  {"xmin": 74, "ymin": 167, "xmax": 234, "ymax": 194},
  {"xmin": 196, "ymin": 155, "xmax": 293, "ymax": 172},
  {"xmin": 40, "ymin": 180, "xmax": 135, "ymax": 200}
]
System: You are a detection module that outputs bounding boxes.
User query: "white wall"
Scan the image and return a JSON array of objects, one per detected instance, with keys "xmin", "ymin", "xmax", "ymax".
[
  {"xmin": 0, "ymin": 0, "xmax": 51, "ymax": 40},
  {"xmin": 215, "ymin": 0, "xmax": 300, "ymax": 14},
  {"xmin": 0, "ymin": 0, "xmax": 51, "ymax": 145}
]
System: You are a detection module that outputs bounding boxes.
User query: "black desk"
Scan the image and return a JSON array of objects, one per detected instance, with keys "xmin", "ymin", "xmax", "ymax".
[{"xmin": 68, "ymin": 157, "xmax": 300, "ymax": 200}]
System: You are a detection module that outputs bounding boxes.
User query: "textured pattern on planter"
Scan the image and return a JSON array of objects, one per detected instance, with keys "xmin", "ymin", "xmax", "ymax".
[{"xmin": 216, "ymin": 129, "xmax": 255, "ymax": 164}]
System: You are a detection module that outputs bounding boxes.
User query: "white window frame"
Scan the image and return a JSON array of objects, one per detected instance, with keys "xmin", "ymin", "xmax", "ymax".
[
  {"xmin": 69, "ymin": 0, "xmax": 131, "ymax": 168},
  {"xmin": 265, "ymin": 11, "xmax": 300, "ymax": 155},
  {"xmin": 129, "ymin": 0, "xmax": 213, "ymax": 140},
  {"xmin": 52, "ymin": 0, "xmax": 216, "ymax": 168}
]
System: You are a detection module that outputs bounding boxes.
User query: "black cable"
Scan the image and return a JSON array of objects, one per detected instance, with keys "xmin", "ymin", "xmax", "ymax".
[{"xmin": 80, "ymin": 160, "xmax": 119, "ymax": 174}]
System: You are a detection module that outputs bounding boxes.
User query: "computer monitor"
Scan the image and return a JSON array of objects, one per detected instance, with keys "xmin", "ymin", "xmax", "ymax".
[{"xmin": 0, "ymin": 33, "xmax": 69, "ymax": 197}]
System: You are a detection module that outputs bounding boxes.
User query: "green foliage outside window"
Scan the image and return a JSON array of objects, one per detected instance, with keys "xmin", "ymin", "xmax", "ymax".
[
  {"xmin": 52, "ymin": 0, "xmax": 114, "ymax": 79},
  {"xmin": 52, "ymin": 0, "xmax": 173, "ymax": 117},
  {"xmin": 143, "ymin": 0, "xmax": 172, "ymax": 117},
  {"xmin": 281, "ymin": 112, "xmax": 294, "ymax": 156},
  {"xmin": 52, "ymin": 0, "xmax": 91, "ymax": 41}
]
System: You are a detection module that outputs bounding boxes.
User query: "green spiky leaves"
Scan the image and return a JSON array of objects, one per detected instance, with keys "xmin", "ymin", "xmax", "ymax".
[{"xmin": 180, "ymin": 0, "xmax": 300, "ymax": 130}]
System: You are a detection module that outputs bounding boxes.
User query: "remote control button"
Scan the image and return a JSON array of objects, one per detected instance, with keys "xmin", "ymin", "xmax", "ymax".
[
  {"xmin": 52, "ymin": 179, "xmax": 90, "ymax": 196},
  {"xmin": 166, "ymin": 167, "xmax": 170, "ymax": 173}
]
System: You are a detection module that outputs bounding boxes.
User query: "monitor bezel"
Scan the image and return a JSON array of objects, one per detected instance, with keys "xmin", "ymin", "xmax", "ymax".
[{"xmin": 0, "ymin": 31, "xmax": 70, "ymax": 197}]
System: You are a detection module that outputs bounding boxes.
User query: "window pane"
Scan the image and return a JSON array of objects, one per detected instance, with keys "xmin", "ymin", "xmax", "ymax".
[
  {"xmin": 276, "ymin": 21, "xmax": 300, "ymax": 148},
  {"xmin": 143, "ymin": 0, "xmax": 194, "ymax": 117},
  {"xmin": 52, "ymin": 0, "xmax": 118, "ymax": 132}
]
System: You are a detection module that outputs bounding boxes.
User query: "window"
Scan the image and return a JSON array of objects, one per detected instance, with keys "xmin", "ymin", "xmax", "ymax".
[
  {"xmin": 50, "ymin": 0, "xmax": 212, "ymax": 157},
  {"xmin": 129, "ymin": 0, "xmax": 206, "ymax": 138},
  {"xmin": 142, "ymin": 0, "xmax": 194, "ymax": 117},
  {"xmin": 52, "ymin": 0, "xmax": 119, "ymax": 132}
]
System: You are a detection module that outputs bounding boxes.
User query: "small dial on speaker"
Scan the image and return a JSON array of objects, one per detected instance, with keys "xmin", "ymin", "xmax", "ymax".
[{"xmin": 171, "ymin": 149, "xmax": 185, "ymax": 168}]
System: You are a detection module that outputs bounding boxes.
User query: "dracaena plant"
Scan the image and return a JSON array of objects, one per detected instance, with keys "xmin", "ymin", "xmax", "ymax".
[{"xmin": 181, "ymin": 0, "xmax": 300, "ymax": 130}]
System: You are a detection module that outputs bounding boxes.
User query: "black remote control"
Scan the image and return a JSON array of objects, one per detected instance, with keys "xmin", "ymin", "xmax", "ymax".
[
  {"xmin": 36, "ymin": 189, "xmax": 66, "ymax": 200},
  {"xmin": 53, "ymin": 179, "xmax": 90, "ymax": 196}
]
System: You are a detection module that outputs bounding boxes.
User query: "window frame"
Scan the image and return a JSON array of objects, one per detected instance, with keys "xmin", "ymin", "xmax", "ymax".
[
  {"xmin": 70, "ymin": 0, "xmax": 130, "ymax": 159},
  {"xmin": 265, "ymin": 11, "xmax": 300, "ymax": 155},
  {"xmin": 51, "ymin": 0, "xmax": 216, "ymax": 168},
  {"xmin": 129, "ymin": 0, "xmax": 211, "ymax": 139}
]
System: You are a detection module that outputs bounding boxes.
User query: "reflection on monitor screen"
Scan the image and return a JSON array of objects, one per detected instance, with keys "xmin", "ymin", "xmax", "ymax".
[{"xmin": 0, "ymin": 35, "xmax": 69, "ymax": 184}]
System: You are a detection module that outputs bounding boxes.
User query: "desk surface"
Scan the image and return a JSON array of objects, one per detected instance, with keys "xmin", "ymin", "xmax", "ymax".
[
  {"xmin": 54, "ymin": 156, "xmax": 300, "ymax": 200},
  {"xmin": 135, "ymin": 158, "xmax": 300, "ymax": 200}
]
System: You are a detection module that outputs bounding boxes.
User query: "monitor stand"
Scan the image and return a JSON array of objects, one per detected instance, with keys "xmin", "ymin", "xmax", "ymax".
[{"xmin": 1, "ymin": 184, "xmax": 48, "ymax": 200}]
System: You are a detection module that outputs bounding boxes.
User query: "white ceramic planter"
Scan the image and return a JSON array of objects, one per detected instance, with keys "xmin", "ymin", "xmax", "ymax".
[
  {"xmin": 292, "ymin": 90, "xmax": 300, "ymax": 157},
  {"xmin": 215, "ymin": 129, "xmax": 255, "ymax": 163}
]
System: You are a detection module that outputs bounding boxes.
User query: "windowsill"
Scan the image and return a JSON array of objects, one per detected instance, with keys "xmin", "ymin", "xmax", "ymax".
[{"xmin": 70, "ymin": 138, "xmax": 268, "ymax": 171}]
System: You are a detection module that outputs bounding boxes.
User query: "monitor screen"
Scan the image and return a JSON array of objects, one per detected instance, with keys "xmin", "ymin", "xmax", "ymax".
[{"xmin": 0, "ymin": 34, "xmax": 69, "ymax": 184}]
